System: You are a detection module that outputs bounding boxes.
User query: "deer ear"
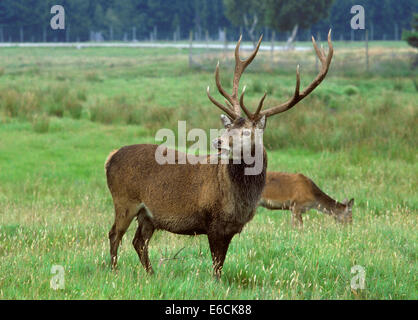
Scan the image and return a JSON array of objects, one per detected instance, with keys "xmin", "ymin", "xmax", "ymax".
[
  {"xmin": 256, "ymin": 115, "xmax": 266, "ymax": 130},
  {"xmin": 220, "ymin": 114, "xmax": 232, "ymax": 128},
  {"xmin": 347, "ymin": 198, "xmax": 354, "ymax": 207}
]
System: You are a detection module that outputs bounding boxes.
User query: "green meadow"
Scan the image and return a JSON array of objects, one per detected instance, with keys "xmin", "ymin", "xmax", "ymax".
[{"xmin": 0, "ymin": 42, "xmax": 416, "ymax": 299}]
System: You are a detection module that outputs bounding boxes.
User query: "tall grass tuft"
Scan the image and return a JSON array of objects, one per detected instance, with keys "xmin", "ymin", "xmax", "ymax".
[
  {"xmin": 65, "ymin": 98, "xmax": 83, "ymax": 119},
  {"xmin": 31, "ymin": 114, "xmax": 50, "ymax": 133},
  {"xmin": 47, "ymin": 103, "xmax": 65, "ymax": 118},
  {"xmin": 0, "ymin": 89, "xmax": 21, "ymax": 117},
  {"xmin": 0, "ymin": 89, "xmax": 42, "ymax": 119},
  {"xmin": 343, "ymin": 85, "xmax": 360, "ymax": 96},
  {"xmin": 85, "ymin": 71, "xmax": 102, "ymax": 82}
]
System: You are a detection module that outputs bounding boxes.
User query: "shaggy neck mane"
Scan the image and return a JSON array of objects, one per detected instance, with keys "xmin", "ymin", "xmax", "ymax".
[{"xmin": 227, "ymin": 150, "xmax": 267, "ymax": 208}]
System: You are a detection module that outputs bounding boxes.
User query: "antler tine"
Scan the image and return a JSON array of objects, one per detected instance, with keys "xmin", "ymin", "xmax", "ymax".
[
  {"xmin": 207, "ymin": 86, "xmax": 237, "ymax": 120},
  {"xmin": 312, "ymin": 30, "xmax": 333, "ymax": 67},
  {"xmin": 239, "ymin": 86, "xmax": 254, "ymax": 119},
  {"xmin": 208, "ymin": 34, "xmax": 264, "ymax": 119},
  {"xmin": 304, "ymin": 29, "xmax": 333, "ymax": 94},
  {"xmin": 259, "ymin": 29, "xmax": 333, "ymax": 118},
  {"xmin": 325, "ymin": 29, "xmax": 334, "ymax": 66},
  {"xmin": 234, "ymin": 35, "xmax": 263, "ymax": 70},
  {"xmin": 252, "ymin": 92, "xmax": 267, "ymax": 120},
  {"xmin": 225, "ymin": 99, "xmax": 233, "ymax": 110},
  {"xmin": 320, "ymin": 45, "xmax": 326, "ymax": 59},
  {"xmin": 232, "ymin": 35, "xmax": 263, "ymax": 101},
  {"xmin": 215, "ymin": 61, "xmax": 234, "ymax": 109}
]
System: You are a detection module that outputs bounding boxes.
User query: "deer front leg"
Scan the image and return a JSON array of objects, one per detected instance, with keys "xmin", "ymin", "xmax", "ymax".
[
  {"xmin": 207, "ymin": 229, "xmax": 235, "ymax": 280},
  {"xmin": 291, "ymin": 207, "xmax": 304, "ymax": 229}
]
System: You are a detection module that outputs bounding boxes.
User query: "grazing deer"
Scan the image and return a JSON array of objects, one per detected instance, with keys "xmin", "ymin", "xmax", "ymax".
[
  {"xmin": 105, "ymin": 31, "xmax": 333, "ymax": 278},
  {"xmin": 259, "ymin": 172, "xmax": 353, "ymax": 228}
]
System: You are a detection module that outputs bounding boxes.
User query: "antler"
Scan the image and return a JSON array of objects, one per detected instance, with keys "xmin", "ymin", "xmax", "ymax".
[
  {"xmin": 207, "ymin": 35, "xmax": 263, "ymax": 119},
  {"xmin": 249, "ymin": 29, "xmax": 333, "ymax": 120}
]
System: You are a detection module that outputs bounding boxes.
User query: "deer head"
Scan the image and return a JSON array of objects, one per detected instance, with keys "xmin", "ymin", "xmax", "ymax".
[
  {"xmin": 337, "ymin": 198, "xmax": 354, "ymax": 224},
  {"xmin": 208, "ymin": 31, "xmax": 334, "ymax": 161}
]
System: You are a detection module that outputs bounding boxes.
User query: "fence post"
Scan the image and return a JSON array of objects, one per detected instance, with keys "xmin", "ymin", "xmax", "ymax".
[
  {"xmin": 365, "ymin": 29, "xmax": 369, "ymax": 72},
  {"xmin": 189, "ymin": 30, "xmax": 193, "ymax": 68},
  {"xmin": 370, "ymin": 23, "xmax": 374, "ymax": 41},
  {"xmin": 133, "ymin": 27, "xmax": 137, "ymax": 42},
  {"xmin": 153, "ymin": 26, "xmax": 157, "ymax": 41},
  {"xmin": 66, "ymin": 24, "xmax": 70, "ymax": 42},
  {"xmin": 270, "ymin": 31, "xmax": 275, "ymax": 66},
  {"xmin": 224, "ymin": 27, "xmax": 228, "ymax": 54}
]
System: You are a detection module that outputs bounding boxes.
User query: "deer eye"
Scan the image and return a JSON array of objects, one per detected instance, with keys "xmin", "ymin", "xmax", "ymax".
[{"xmin": 243, "ymin": 130, "xmax": 251, "ymax": 136}]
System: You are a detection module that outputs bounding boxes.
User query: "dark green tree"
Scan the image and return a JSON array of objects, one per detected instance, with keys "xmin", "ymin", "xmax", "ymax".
[
  {"xmin": 264, "ymin": 0, "xmax": 334, "ymax": 42},
  {"xmin": 224, "ymin": 0, "xmax": 333, "ymax": 46},
  {"xmin": 0, "ymin": 0, "xmax": 416, "ymax": 42},
  {"xmin": 402, "ymin": 13, "xmax": 418, "ymax": 48},
  {"xmin": 402, "ymin": 13, "xmax": 418, "ymax": 70},
  {"xmin": 223, "ymin": 0, "xmax": 266, "ymax": 45}
]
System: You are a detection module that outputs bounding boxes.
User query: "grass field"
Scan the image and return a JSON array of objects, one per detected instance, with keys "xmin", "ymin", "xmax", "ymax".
[{"xmin": 0, "ymin": 42, "xmax": 417, "ymax": 299}]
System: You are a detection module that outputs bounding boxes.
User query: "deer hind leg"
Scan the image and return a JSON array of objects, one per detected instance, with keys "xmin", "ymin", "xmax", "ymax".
[
  {"xmin": 291, "ymin": 206, "xmax": 305, "ymax": 229},
  {"xmin": 132, "ymin": 205, "xmax": 155, "ymax": 274},
  {"xmin": 208, "ymin": 228, "xmax": 236, "ymax": 280},
  {"xmin": 109, "ymin": 202, "xmax": 140, "ymax": 269}
]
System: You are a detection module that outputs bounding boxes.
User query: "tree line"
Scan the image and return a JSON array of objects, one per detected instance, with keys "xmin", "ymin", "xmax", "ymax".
[{"xmin": 0, "ymin": 0, "xmax": 416, "ymax": 42}]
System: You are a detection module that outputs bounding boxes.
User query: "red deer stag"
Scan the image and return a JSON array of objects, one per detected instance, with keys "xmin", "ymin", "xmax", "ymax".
[
  {"xmin": 259, "ymin": 172, "xmax": 353, "ymax": 228},
  {"xmin": 105, "ymin": 31, "xmax": 333, "ymax": 278}
]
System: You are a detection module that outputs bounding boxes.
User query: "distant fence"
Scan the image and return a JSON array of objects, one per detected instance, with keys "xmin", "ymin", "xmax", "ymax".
[
  {"xmin": 0, "ymin": 41, "xmax": 308, "ymax": 51},
  {"xmin": 0, "ymin": 39, "xmax": 415, "ymax": 77},
  {"xmin": 187, "ymin": 38, "xmax": 416, "ymax": 77}
]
